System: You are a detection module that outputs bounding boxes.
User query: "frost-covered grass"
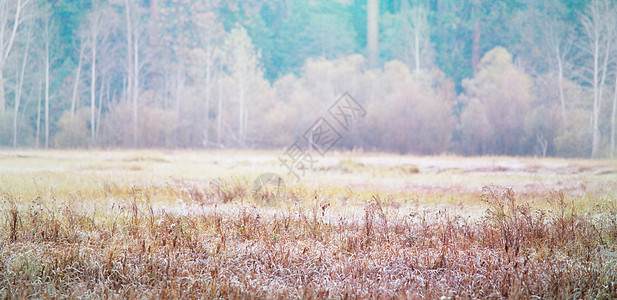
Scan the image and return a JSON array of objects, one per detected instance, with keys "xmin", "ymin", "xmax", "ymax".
[{"xmin": 0, "ymin": 150, "xmax": 616, "ymax": 298}]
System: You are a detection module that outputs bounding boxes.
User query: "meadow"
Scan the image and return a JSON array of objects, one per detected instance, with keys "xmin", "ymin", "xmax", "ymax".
[{"xmin": 0, "ymin": 150, "xmax": 616, "ymax": 299}]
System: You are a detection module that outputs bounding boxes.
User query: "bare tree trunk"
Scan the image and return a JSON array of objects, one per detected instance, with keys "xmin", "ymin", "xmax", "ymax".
[
  {"xmin": 13, "ymin": 28, "xmax": 30, "ymax": 148},
  {"xmin": 597, "ymin": 26, "xmax": 612, "ymax": 132},
  {"xmin": 413, "ymin": 21, "xmax": 420, "ymax": 74},
  {"xmin": 0, "ymin": 0, "xmax": 28, "ymax": 113},
  {"xmin": 238, "ymin": 76, "xmax": 245, "ymax": 146},
  {"xmin": 589, "ymin": 38, "xmax": 612, "ymax": 158},
  {"xmin": 367, "ymin": 0, "xmax": 379, "ymax": 68},
  {"xmin": 583, "ymin": 0, "xmax": 613, "ymax": 158},
  {"xmin": 132, "ymin": 31, "xmax": 139, "ymax": 147},
  {"xmin": 70, "ymin": 43, "xmax": 84, "ymax": 118},
  {"xmin": 163, "ymin": 69, "xmax": 170, "ymax": 109},
  {"xmin": 124, "ymin": 0, "xmax": 135, "ymax": 147},
  {"xmin": 216, "ymin": 71, "xmax": 222, "ymax": 146},
  {"xmin": 96, "ymin": 79, "xmax": 109, "ymax": 137},
  {"xmin": 591, "ymin": 35, "xmax": 599, "ymax": 158},
  {"xmin": 541, "ymin": 7, "xmax": 571, "ymax": 132},
  {"xmin": 90, "ymin": 26, "xmax": 97, "ymax": 144},
  {"xmin": 611, "ymin": 63, "xmax": 617, "ymax": 158},
  {"xmin": 244, "ymin": 105, "xmax": 249, "ymax": 146},
  {"xmin": 556, "ymin": 50, "xmax": 567, "ymax": 131},
  {"xmin": 95, "ymin": 74, "xmax": 105, "ymax": 141},
  {"xmin": 411, "ymin": 5, "xmax": 424, "ymax": 75},
  {"xmin": 174, "ymin": 69, "xmax": 184, "ymax": 147},
  {"xmin": 36, "ymin": 74, "xmax": 41, "ymax": 148},
  {"xmin": 204, "ymin": 46, "xmax": 212, "ymax": 146},
  {"xmin": 0, "ymin": 71, "xmax": 5, "ymax": 113},
  {"xmin": 44, "ymin": 26, "xmax": 50, "ymax": 149}
]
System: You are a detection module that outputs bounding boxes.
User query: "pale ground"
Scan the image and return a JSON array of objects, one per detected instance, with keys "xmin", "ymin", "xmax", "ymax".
[{"xmin": 1, "ymin": 149, "xmax": 616, "ymax": 221}]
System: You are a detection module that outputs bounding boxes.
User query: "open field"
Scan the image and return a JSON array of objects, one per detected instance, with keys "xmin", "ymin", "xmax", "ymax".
[{"xmin": 1, "ymin": 150, "xmax": 616, "ymax": 298}]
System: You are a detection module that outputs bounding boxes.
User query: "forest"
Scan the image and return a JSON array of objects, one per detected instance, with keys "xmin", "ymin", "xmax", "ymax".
[{"xmin": 0, "ymin": 0, "xmax": 615, "ymax": 158}]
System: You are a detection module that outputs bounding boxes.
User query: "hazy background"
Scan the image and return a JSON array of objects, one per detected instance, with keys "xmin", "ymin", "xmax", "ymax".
[{"xmin": 1, "ymin": 0, "xmax": 615, "ymax": 158}]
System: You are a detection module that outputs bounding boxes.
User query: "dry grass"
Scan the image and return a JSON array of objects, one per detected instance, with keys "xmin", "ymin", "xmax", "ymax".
[{"xmin": 0, "ymin": 150, "xmax": 616, "ymax": 298}]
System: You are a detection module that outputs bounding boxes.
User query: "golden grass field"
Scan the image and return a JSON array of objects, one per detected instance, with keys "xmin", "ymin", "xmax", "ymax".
[{"xmin": 1, "ymin": 150, "xmax": 616, "ymax": 298}]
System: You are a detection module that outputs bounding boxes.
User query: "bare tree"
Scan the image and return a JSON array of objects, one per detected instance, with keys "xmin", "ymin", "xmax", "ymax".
[
  {"xmin": 580, "ymin": 0, "xmax": 615, "ymax": 158},
  {"xmin": 124, "ymin": 0, "xmax": 139, "ymax": 147},
  {"xmin": 70, "ymin": 41, "xmax": 84, "ymax": 118},
  {"xmin": 611, "ymin": 55, "xmax": 617, "ymax": 158},
  {"xmin": 216, "ymin": 61, "xmax": 223, "ymax": 146},
  {"xmin": 35, "ymin": 73, "xmax": 41, "ymax": 148},
  {"xmin": 132, "ymin": 27, "xmax": 139, "ymax": 146},
  {"xmin": 0, "ymin": 0, "xmax": 30, "ymax": 113},
  {"xmin": 43, "ymin": 16, "xmax": 52, "ymax": 148},
  {"xmin": 409, "ymin": 1, "xmax": 430, "ymax": 75},
  {"xmin": 12, "ymin": 26, "xmax": 31, "ymax": 148},
  {"xmin": 534, "ymin": 0, "xmax": 573, "ymax": 132},
  {"xmin": 89, "ymin": 8, "xmax": 101, "ymax": 143},
  {"xmin": 174, "ymin": 68, "xmax": 185, "ymax": 147},
  {"xmin": 96, "ymin": 77, "xmax": 109, "ymax": 137},
  {"xmin": 203, "ymin": 44, "xmax": 214, "ymax": 146},
  {"xmin": 367, "ymin": 0, "xmax": 379, "ymax": 68},
  {"xmin": 187, "ymin": 0, "xmax": 223, "ymax": 147},
  {"xmin": 380, "ymin": 0, "xmax": 432, "ymax": 75},
  {"xmin": 547, "ymin": 22, "xmax": 572, "ymax": 132},
  {"xmin": 221, "ymin": 26, "xmax": 261, "ymax": 146}
]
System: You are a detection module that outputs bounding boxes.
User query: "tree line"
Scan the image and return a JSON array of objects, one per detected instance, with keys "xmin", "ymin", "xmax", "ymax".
[{"xmin": 1, "ymin": 0, "xmax": 616, "ymax": 158}]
